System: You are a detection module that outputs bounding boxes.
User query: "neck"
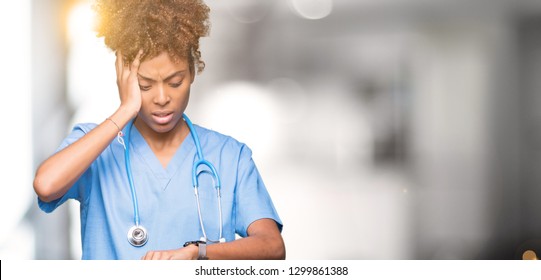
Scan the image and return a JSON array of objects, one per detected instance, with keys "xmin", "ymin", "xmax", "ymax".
[{"xmin": 133, "ymin": 117, "xmax": 189, "ymax": 152}]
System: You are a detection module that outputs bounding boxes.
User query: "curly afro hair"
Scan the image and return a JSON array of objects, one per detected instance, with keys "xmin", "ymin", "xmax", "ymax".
[{"xmin": 94, "ymin": 0, "xmax": 210, "ymax": 74}]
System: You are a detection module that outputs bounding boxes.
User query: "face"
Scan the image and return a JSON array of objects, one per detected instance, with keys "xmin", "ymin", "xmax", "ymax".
[{"xmin": 135, "ymin": 52, "xmax": 194, "ymax": 134}]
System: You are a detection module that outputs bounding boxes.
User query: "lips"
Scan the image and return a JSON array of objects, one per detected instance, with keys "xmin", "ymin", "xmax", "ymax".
[{"xmin": 151, "ymin": 111, "xmax": 174, "ymax": 125}]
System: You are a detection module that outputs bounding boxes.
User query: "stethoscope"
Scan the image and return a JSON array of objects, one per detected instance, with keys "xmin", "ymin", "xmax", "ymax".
[{"xmin": 120, "ymin": 113, "xmax": 225, "ymax": 247}]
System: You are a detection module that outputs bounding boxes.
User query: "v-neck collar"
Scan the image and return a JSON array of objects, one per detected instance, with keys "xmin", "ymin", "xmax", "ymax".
[{"xmin": 128, "ymin": 121, "xmax": 196, "ymax": 185}]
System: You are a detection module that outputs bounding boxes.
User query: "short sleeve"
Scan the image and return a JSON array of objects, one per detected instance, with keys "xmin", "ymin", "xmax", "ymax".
[
  {"xmin": 234, "ymin": 145, "xmax": 282, "ymax": 237},
  {"xmin": 38, "ymin": 123, "xmax": 97, "ymax": 213}
]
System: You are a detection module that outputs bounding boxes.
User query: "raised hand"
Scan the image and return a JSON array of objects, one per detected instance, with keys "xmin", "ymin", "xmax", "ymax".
[{"xmin": 116, "ymin": 50, "xmax": 144, "ymax": 119}]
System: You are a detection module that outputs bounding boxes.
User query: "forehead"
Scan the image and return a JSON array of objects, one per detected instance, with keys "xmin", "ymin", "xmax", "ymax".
[{"xmin": 138, "ymin": 52, "xmax": 190, "ymax": 77}]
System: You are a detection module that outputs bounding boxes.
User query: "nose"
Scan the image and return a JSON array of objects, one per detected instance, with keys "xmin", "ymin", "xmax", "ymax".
[{"xmin": 153, "ymin": 84, "xmax": 170, "ymax": 106}]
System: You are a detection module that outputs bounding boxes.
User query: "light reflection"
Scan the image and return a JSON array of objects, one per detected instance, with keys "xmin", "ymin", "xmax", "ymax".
[
  {"xmin": 289, "ymin": 0, "xmax": 333, "ymax": 20},
  {"xmin": 66, "ymin": 1, "xmax": 95, "ymax": 45},
  {"xmin": 66, "ymin": 1, "xmax": 117, "ymax": 124},
  {"xmin": 522, "ymin": 250, "xmax": 538, "ymax": 260}
]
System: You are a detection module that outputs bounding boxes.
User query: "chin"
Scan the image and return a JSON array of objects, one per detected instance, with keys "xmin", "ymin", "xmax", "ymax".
[
  {"xmin": 151, "ymin": 123, "xmax": 176, "ymax": 134},
  {"xmin": 154, "ymin": 118, "xmax": 184, "ymax": 134}
]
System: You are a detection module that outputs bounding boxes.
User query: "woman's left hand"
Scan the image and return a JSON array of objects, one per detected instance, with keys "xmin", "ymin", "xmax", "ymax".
[{"xmin": 141, "ymin": 245, "xmax": 198, "ymax": 260}]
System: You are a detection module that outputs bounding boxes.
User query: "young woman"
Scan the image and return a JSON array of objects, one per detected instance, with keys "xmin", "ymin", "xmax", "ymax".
[{"xmin": 33, "ymin": 0, "xmax": 285, "ymax": 260}]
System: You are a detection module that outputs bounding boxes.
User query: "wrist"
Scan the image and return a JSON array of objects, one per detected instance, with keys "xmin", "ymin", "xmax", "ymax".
[
  {"xmin": 184, "ymin": 240, "xmax": 208, "ymax": 260},
  {"xmin": 186, "ymin": 244, "xmax": 199, "ymax": 260},
  {"xmin": 119, "ymin": 102, "xmax": 139, "ymax": 117},
  {"xmin": 111, "ymin": 105, "xmax": 138, "ymax": 127}
]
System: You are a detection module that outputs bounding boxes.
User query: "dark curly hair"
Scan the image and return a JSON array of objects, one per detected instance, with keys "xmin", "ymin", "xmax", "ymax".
[{"xmin": 94, "ymin": 0, "xmax": 210, "ymax": 74}]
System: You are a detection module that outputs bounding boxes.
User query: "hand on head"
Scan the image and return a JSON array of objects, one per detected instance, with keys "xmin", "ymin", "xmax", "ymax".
[{"xmin": 116, "ymin": 49, "xmax": 144, "ymax": 119}]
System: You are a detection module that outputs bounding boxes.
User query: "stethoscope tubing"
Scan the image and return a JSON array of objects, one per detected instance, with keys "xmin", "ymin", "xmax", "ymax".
[
  {"xmin": 184, "ymin": 114, "xmax": 222, "ymax": 190},
  {"xmin": 184, "ymin": 114, "xmax": 224, "ymax": 243},
  {"xmin": 124, "ymin": 122, "xmax": 141, "ymax": 227}
]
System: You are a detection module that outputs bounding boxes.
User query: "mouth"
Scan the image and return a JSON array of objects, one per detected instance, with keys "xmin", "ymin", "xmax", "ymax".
[{"xmin": 151, "ymin": 111, "xmax": 174, "ymax": 125}]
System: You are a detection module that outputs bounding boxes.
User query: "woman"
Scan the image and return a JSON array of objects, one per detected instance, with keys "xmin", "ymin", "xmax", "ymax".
[{"xmin": 33, "ymin": 0, "xmax": 285, "ymax": 260}]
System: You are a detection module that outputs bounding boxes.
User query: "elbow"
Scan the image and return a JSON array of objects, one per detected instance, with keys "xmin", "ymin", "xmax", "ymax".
[
  {"xmin": 270, "ymin": 236, "xmax": 286, "ymax": 260},
  {"xmin": 277, "ymin": 241, "xmax": 286, "ymax": 260},
  {"xmin": 274, "ymin": 244, "xmax": 286, "ymax": 260},
  {"xmin": 33, "ymin": 173, "xmax": 58, "ymax": 203}
]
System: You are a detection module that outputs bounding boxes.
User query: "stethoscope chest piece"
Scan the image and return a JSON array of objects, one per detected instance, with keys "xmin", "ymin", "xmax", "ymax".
[{"xmin": 127, "ymin": 225, "xmax": 148, "ymax": 247}]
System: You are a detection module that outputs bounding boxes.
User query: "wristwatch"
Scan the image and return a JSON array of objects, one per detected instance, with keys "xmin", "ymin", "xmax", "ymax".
[{"xmin": 183, "ymin": 240, "xmax": 208, "ymax": 260}]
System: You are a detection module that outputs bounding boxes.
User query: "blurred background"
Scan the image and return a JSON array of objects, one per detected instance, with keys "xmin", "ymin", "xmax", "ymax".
[{"xmin": 1, "ymin": 0, "xmax": 541, "ymax": 260}]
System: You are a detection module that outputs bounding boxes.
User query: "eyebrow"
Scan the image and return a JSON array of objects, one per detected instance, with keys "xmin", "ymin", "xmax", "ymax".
[{"xmin": 137, "ymin": 70, "xmax": 186, "ymax": 83}]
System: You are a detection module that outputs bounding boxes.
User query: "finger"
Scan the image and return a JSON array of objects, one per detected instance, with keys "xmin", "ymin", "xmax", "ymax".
[
  {"xmin": 142, "ymin": 251, "xmax": 153, "ymax": 260},
  {"xmin": 121, "ymin": 61, "xmax": 131, "ymax": 81},
  {"xmin": 115, "ymin": 50, "xmax": 123, "ymax": 78},
  {"xmin": 130, "ymin": 49, "xmax": 143, "ymax": 74},
  {"xmin": 151, "ymin": 251, "xmax": 162, "ymax": 260},
  {"xmin": 120, "ymin": 52, "xmax": 131, "ymax": 80},
  {"xmin": 131, "ymin": 50, "xmax": 143, "ymax": 71}
]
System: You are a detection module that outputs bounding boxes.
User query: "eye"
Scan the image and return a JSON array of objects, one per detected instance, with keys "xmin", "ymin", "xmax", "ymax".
[
  {"xmin": 169, "ymin": 82, "xmax": 182, "ymax": 88},
  {"xmin": 139, "ymin": 85, "xmax": 151, "ymax": 91}
]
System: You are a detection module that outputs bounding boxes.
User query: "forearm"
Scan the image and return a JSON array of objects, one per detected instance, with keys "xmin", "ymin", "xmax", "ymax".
[
  {"xmin": 206, "ymin": 233, "xmax": 285, "ymax": 260},
  {"xmin": 33, "ymin": 106, "xmax": 136, "ymax": 202},
  {"xmin": 205, "ymin": 218, "xmax": 285, "ymax": 260}
]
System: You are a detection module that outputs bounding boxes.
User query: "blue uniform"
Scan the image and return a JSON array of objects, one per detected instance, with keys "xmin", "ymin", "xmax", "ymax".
[{"xmin": 38, "ymin": 122, "xmax": 282, "ymax": 259}]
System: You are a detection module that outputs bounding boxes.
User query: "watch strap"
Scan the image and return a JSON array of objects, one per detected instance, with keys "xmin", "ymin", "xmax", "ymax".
[
  {"xmin": 183, "ymin": 240, "xmax": 208, "ymax": 260},
  {"xmin": 198, "ymin": 242, "xmax": 208, "ymax": 260}
]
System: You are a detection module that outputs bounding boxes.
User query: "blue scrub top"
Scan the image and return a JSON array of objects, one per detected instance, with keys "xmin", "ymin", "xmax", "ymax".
[{"xmin": 38, "ymin": 122, "xmax": 282, "ymax": 260}]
